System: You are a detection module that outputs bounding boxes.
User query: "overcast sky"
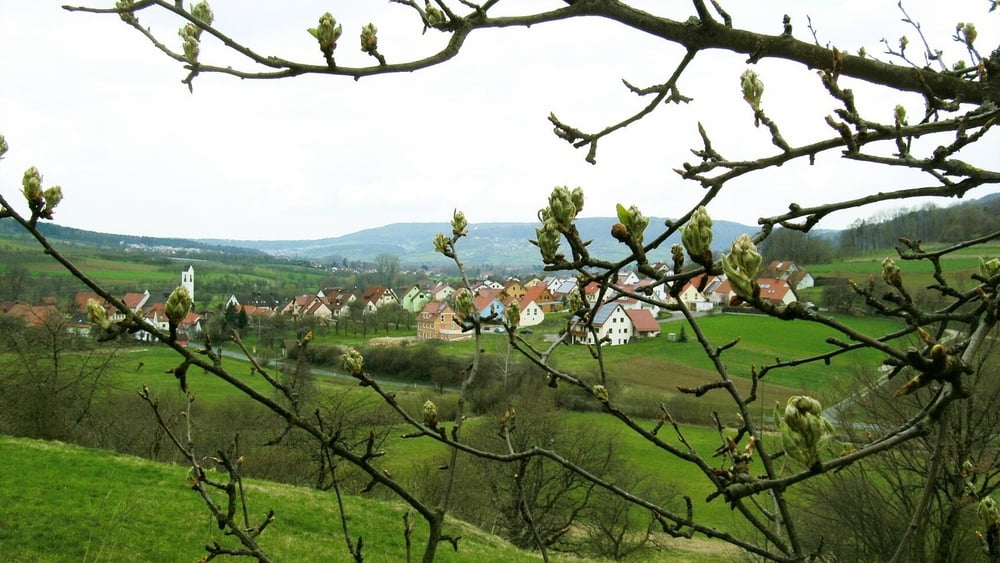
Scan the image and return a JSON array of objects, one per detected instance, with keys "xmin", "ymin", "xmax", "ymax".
[{"xmin": 1, "ymin": 1, "xmax": 997, "ymax": 241}]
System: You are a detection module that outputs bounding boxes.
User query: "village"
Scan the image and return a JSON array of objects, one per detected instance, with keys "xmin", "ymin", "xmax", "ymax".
[{"xmin": 3, "ymin": 260, "xmax": 814, "ymax": 347}]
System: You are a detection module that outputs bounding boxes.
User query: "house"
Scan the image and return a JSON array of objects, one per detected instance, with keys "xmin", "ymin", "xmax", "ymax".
[
  {"xmin": 109, "ymin": 290, "xmax": 150, "ymax": 322},
  {"xmin": 428, "ymin": 282, "xmax": 455, "ymax": 302},
  {"xmin": 515, "ymin": 294, "xmax": 545, "ymax": 327},
  {"xmin": 399, "ymin": 285, "xmax": 431, "ymax": 313},
  {"xmin": 360, "ymin": 285, "xmax": 399, "ymax": 314},
  {"xmin": 474, "ymin": 292, "xmax": 506, "ymax": 321},
  {"xmin": 522, "ymin": 283, "xmax": 559, "ymax": 314},
  {"xmin": 569, "ymin": 302, "xmax": 633, "ymax": 346},
  {"xmin": 676, "ymin": 277, "xmax": 713, "ymax": 312},
  {"xmin": 763, "ymin": 261, "xmax": 815, "ymax": 291},
  {"xmin": 625, "ymin": 308, "xmax": 661, "ymax": 339},
  {"xmin": 756, "ymin": 278, "xmax": 797, "ymax": 306},
  {"xmin": 502, "ymin": 279, "xmax": 526, "ymax": 302},
  {"xmin": 417, "ymin": 301, "xmax": 469, "ymax": 341},
  {"xmin": 323, "ymin": 288, "xmax": 356, "ymax": 318}
]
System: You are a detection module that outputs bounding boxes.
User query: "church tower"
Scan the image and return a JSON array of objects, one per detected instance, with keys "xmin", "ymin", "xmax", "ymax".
[{"xmin": 181, "ymin": 265, "xmax": 195, "ymax": 304}]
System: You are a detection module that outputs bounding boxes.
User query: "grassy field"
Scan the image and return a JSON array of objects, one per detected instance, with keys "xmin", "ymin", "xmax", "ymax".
[
  {"xmin": 0, "ymin": 435, "xmax": 556, "ymax": 562},
  {"xmin": 0, "ymin": 433, "xmax": 750, "ymax": 562}
]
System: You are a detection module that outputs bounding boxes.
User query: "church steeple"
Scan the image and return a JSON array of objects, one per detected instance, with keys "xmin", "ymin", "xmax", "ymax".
[{"xmin": 181, "ymin": 265, "xmax": 195, "ymax": 304}]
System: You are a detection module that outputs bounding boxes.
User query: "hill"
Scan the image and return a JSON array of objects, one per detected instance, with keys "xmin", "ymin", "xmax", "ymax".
[{"xmin": 201, "ymin": 217, "xmax": 764, "ymax": 267}]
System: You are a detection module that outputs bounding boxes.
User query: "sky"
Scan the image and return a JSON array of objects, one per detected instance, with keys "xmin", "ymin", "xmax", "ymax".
[{"xmin": 0, "ymin": 1, "xmax": 997, "ymax": 241}]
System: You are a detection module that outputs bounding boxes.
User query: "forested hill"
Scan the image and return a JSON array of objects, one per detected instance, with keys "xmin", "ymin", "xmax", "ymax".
[
  {"xmin": 838, "ymin": 193, "xmax": 1000, "ymax": 253},
  {"xmin": 0, "ymin": 220, "xmax": 267, "ymax": 258}
]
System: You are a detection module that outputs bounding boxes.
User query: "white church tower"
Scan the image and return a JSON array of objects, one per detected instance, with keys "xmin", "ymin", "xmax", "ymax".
[{"xmin": 181, "ymin": 265, "xmax": 195, "ymax": 304}]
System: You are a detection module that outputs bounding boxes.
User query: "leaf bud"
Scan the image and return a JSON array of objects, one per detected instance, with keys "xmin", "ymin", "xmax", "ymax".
[
  {"xmin": 360, "ymin": 23, "xmax": 378, "ymax": 54},
  {"xmin": 980, "ymin": 257, "xmax": 1000, "ymax": 278},
  {"xmin": 894, "ymin": 105, "xmax": 907, "ymax": 127},
  {"xmin": 179, "ymin": 23, "xmax": 200, "ymax": 63},
  {"xmin": 43, "ymin": 186, "xmax": 63, "ymax": 213},
  {"xmin": 957, "ymin": 23, "xmax": 977, "ymax": 47},
  {"xmin": 342, "ymin": 347, "xmax": 365, "ymax": 377},
  {"xmin": 547, "ymin": 186, "xmax": 581, "ymax": 231},
  {"xmin": 0, "ymin": 134, "xmax": 8, "ymax": 157},
  {"xmin": 682, "ymin": 206, "xmax": 714, "ymax": 264},
  {"xmin": 531, "ymin": 217, "xmax": 562, "ymax": 264},
  {"xmin": 432, "ymin": 233, "xmax": 451, "ymax": 255},
  {"xmin": 22, "ymin": 166, "xmax": 44, "ymax": 203},
  {"xmin": 423, "ymin": 399, "xmax": 439, "ymax": 429},
  {"xmin": 505, "ymin": 300, "xmax": 520, "ymax": 329},
  {"xmin": 881, "ymin": 257, "xmax": 902, "ymax": 287},
  {"xmin": 775, "ymin": 395, "xmax": 834, "ymax": 468},
  {"xmin": 451, "ymin": 208, "xmax": 468, "ymax": 237},
  {"xmin": 425, "ymin": 1, "xmax": 445, "ymax": 27},
  {"xmin": 721, "ymin": 234, "xmax": 761, "ymax": 301},
  {"xmin": 615, "ymin": 203, "xmax": 648, "ymax": 246},
  {"xmin": 191, "ymin": 1, "xmax": 214, "ymax": 27},
  {"xmin": 165, "ymin": 286, "xmax": 192, "ymax": 326},
  {"xmin": 87, "ymin": 298, "xmax": 111, "ymax": 330},
  {"xmin": 740, "ymin": 69, "xmax": 764, "ymax": 112},
  {"xmin": 453, "ymin": 288, "xmax": 475, "ymax": 320},
  {"xmin": 592, "ymin": 384, "xmax": 609, "ymax": 402},
  {"xmin": 115, "ymin": 0, "xmax": 136, "ymax": 23},
  {"xmin": 309, "ymin": 12, "xmax": 342, "ymax": 59}
]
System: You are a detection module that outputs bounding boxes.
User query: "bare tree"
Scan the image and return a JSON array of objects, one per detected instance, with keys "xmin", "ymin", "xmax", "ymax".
[{"xmin": 2, "ymin": 0, "xmax": 1000, "ymax": 561}]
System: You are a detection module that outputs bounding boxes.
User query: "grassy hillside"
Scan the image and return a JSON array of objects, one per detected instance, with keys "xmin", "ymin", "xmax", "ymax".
[
  {"xmin": 0, "ymin": 435, "xmax": 552, "ymax": 562},
  {"xmin": 0, "ymin": 435, "xmax": 744, "ymax": 562}
]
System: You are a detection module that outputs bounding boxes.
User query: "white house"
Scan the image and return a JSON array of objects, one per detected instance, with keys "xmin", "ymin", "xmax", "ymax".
[{"xmin": 569, "ymin": 302, "xmax": 633, "ymax": 346}]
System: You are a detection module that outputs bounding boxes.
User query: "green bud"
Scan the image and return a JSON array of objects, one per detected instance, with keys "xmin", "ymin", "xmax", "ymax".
[
  {"xmin": 0, "ymin": 134, "xmax": 8, "ymax": 157},
  {"xmin": 342, "ymin": 347, "xmax": 365, "ymax": 377},
  {"xmin": 881, "ymin": 257, "xmax": 901, "ymax": 287},
  {"xmin": 451, "ymin": 208, "xmax": 467, "ymax": 237},
  {"xmin": 425, "ymin": 1, "xmax": 445, "ymax": 27},
  {"xmin": 531, "ymin": 218, "xmax": 561, "ymax": 264},
  {"xmin": 453, "ymin": 288, "xmax": 475, "ymax": 320},
  {"xmin": 740, "ymin": 69, "xmax": 764, "ymax": 112},
  {"xmin": 681, "ymin": 206, "xmax": 713, "ymax": 264},
  {"xmin": 980, "ymin": 257, "xmax": 1000, "ymax": 278},
  {"xmin": 568, "ymin": 187, "xmax": 585, "ymax": 215},
  {"xmin": 179, "ymin": 23, "xmax": 200, "ymax": 63},
  {"xmin": 775, "ymin": 395, "xmax": 834, "ymax": 468},
  {"xmin": 22, "ymin": 166, "xmax": 43, "ymax": 202},
  {"xmin": 592, "ymin": 384, "xmax": 608, "ymax": 402},
  {"xmin": 423, "ymin": 399, "xmax": 439, "ymax": 429},
  {"xmin": 899, "ymin": 35, "xmax": 909, "ymax": 51},
  {"xmin": 191, "ymin": 1, "xmax": 214, "ymax": 27},
  {"xmin": 360, "ymin": 23, "xmax": 378, "ymax": 54},
  {"xmin": 115, "ymin": 0, "xmax": 136, "ymax": 23},
  {"xmin": 957, "ymin": 23, "xmax": 977, "ymax": 47},
  {"xmin": 43, "ymin": 186, "xmax": 63, "ymax": 212},
  {"xmin": 432, "ymin": 233, "xmax": 450, "ymax": 255},
  {"xmin": 894, "ymin": 105, "xmax": 907, "ymax": 127},
  {"xmin": 309, "ymin": 12, "xmax": 342, "ymax": 59},
  {"xmin": 505, "ymin": 300, "xmax": 520, "ymax": 329},
  {"xmin": 546, "ymin": 186, "xmax": 581, "ymax": 231},
  {"xmin": 615, "ymin": 203, "xmax": 649, "ymax": 246},
  {"xmin": 980, "ymin": 496, "xmax": 1000, "ymax": 529},
  {"xmin": 721, "ymin": 234, "xmax": 760, "ymax": 301},
  {"xmin": 165, "ymin": 286, "xmax": 193, "ymax": 325},
  {"xmin": 87, "ymin": 298, "xmax": 111, "ymax": 330}
]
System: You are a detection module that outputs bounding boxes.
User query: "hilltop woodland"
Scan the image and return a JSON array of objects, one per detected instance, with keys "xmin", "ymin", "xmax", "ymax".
[{"xmin": 3, "ymin": 1, "xmax": 1000, "ymax": 562}]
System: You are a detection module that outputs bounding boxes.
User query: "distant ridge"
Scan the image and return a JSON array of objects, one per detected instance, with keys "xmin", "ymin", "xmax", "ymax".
[{"xmin": 200, "ymin": 217, "xmax": 768, "ymax": 267}]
